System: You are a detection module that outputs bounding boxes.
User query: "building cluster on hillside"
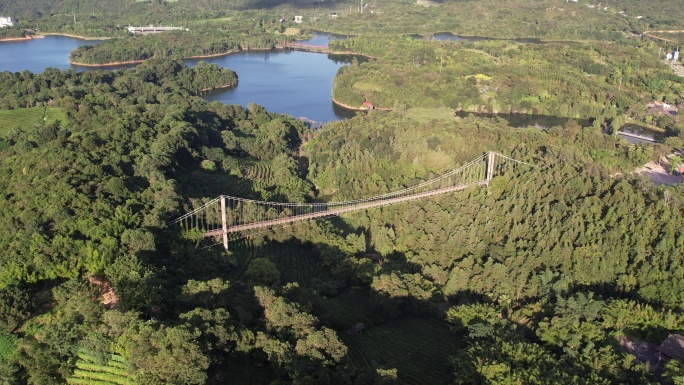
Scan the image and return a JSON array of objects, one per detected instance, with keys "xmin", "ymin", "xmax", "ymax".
[
  {"xmin": 0, "ymin": 16, "xmax": 15, "ymax": 27},
  {"xmin": 666, "ymin": 47, "xmax": 680, "ymax": 63}
]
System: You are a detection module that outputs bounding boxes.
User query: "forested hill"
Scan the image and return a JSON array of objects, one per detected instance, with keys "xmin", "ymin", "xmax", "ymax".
[
  {"xmin": 0, "ymin": 60, "xmax": 325, "ymax": 384},
  {"xmin": 0, "ymin": 59, "xmax": 306, "ymax": 286},
  {"xmin": 69, "ymin": 30, "xmax": 287, "ymax": 65},
  {"xmin": 1, "ymin": 58, "xmax": 684, "ymax": 383},
  {"xmin": 300, "ymin": 112, "xmax": 684, "ymax": 383},
  {"xmin": 0, "ymin": 0, "xmax": 307, "ymax": 21},
  {"xmin": 329, "ymin": 36, "xmax": 684, "ymax": 136},
  {"xmin": 4, "ymin": 0, "xmax": 684, "ymax": 41},
  {"xmin": 0, "ymin": 0, "xmax": 138, "ymax": 20},
  {"xmin": 305, "ymin": 113, "xmax": 684, "ymax": 307}
]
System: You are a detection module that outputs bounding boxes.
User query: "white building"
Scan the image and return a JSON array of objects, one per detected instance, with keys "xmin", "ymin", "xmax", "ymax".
[
  {"xmin": 0, "ymin": 16, "xmax": 15, "ymax": 28},
  {"xmin": 126, "ymin": 25, "xmax": 187, "ymax": 34}
]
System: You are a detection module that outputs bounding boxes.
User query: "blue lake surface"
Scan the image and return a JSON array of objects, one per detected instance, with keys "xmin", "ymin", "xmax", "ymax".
[
  {"xmin": 0, "ymin": 32, "xmax": 604, "ymax": 128},
  {"xmin": 0, "ymin": 33, "xmax": 356, "ymax": 122},
  {"xmin": 0, "ymin": 35, "xmax": 102, "ymax": 73},
  {"xmin": 188, "ymin": 50, "xmax": 357, "ymax": 122},
  {"xmin": 296, "ymin": 32, "xmax": 349, "ymax": 46}
]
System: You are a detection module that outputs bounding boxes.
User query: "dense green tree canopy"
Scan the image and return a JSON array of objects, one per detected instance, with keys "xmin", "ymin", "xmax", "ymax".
[{"xmin": 1, "ymin": 0, "xmax": 684, "ymax": 381}]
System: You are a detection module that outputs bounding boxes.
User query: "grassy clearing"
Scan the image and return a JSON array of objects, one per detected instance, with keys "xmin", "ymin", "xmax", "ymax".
[
  {"xmin": 43, "ymin": 107, "xmax": 68, "ymax": 126},
  {"xmin": 282, "ymin": 28, "xmax": 301, "ymax": 36},
  {"xmin": 210, "ymin": 356, "xmax": 273, "ymax": 385},
  {"xmin": 320, "ymin": 287, "xmax": 461, "ymax": 385},
  {"xmin": 231, "ymin": 238, "xmax": 262, "ymax": 278},
  {"xmin": 268, "ymin": 241, "xmax": 323, "ymax": 285},
  {"xmin": 353, "ymin": 82, "xmax": 385, "ymax": 92},
  {"xmin": 416, "ymin": 0, "xmax": 441, "ymax": 7},
  {"xmin": 230, "ymin": 241, "xmax": 461, "ymax": 385},
  {"xmin": 184, "ymin": 168, "xmax": 251, "ymax": 198},
  {"xmin": 0, "ymin": 332, "xmax": 17, "ymax": 362},
  {"xmin": 403, "ymin": 107, "xmax": 456, "ymax": 122},
  {"xmin": 473, "ymin": 73, "xmax": 493, "ymax": 81},
  {"xmin": 0, "ymin": 107, "xmax": 67, "ymax": 137}
]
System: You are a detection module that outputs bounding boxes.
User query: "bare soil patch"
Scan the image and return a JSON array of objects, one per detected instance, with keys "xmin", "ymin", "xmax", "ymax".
[{"xmin": 88, "ymin": 277, "xmax": 119, "ymax": 309}]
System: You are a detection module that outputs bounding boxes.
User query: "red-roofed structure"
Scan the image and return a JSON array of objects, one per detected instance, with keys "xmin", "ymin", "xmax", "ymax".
[{"xmin": 362, "ymin": 101, "xmax": 374, "ymax": 110}]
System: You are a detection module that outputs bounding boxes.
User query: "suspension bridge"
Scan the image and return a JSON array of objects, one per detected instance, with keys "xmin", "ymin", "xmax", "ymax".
[{"xmin": 172, "ymin": 152, "xmax": 532, "ymax": 249}]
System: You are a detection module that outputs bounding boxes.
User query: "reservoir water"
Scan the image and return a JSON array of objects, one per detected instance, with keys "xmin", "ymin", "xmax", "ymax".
[
  {"xmin": 0, "ymin": 33, "xmax": 656, "ymax": 137},
  {"xmin": 0, "ymin": 35, "xmax": 101, "ymax": 73},
  {"xmin": 189, "ymin": 51, "xmax": 356, "ymax": 122},
  {"xmin": 296, "ymin": 32, "xmax": 350, "ymax": 46},
  {"xmin": 0, "ymin": 33, "xmax": 356, "ymax": 122}
]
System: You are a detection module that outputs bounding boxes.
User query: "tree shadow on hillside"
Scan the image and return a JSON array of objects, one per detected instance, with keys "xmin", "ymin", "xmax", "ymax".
[
  {"xmin": 145, "ymin": 206, "xmax": 673, "ymax": 385},
  {"xmin": 568, "ymin": 281, "xmax": 673, "ymax": 316}
]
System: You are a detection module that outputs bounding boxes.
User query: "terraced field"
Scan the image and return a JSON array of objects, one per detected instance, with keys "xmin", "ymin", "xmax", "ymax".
[
  {"xmin": 230, "ymin": 238, "xmax": 262, "ymax": 277},
  {"xmin": 43, "ymin": 107, "xmax": 68, "ymax": 127},
  {"xmin": 343, "ymin": 315, "xmax": 461, "ymax": 385},
  {"xmin": 244, "ymin": 161, "xmax": 274, "ymax": 192},
  {"xmin": 183, "ymin": 160, "xmax": 275, "ymax": 199},
  {"xmin": 0, "ymin": 107, "xmax": 67, "ymax": 136},
  {"xmin": 66, "ymin": 352, "xmax": 136, "ymax": 385}
]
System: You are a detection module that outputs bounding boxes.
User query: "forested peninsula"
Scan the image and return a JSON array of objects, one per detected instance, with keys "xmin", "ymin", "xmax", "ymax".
[{"xmin": 69, "ymin": 30, "xmax": 290, "ymax": 65}]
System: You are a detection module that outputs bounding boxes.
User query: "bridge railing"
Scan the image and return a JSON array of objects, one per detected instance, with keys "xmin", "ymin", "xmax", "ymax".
[{"xmin": 172, "ymin": 151, "xmax": 532, "ymax": 248}]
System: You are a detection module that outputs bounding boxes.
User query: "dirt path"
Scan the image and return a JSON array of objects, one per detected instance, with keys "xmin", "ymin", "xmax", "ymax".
[{"xmin": 89, "ymin": 277, "xmax": 119, "ymax": 309}]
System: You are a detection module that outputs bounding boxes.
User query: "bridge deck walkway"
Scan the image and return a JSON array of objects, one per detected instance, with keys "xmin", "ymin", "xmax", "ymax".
[{"xmin": 203, "ymin": 181, "xmax": 487, "ymax": 237}]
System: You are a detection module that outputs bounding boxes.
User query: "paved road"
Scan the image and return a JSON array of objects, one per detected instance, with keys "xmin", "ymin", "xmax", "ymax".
[{"xmin": 635, "ymin": 159, "xmax": 684, "ymax": 186}]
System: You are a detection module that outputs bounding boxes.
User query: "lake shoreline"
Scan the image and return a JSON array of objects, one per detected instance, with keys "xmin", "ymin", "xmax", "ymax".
[
  {"xmin": 68, "ymin": 49, "xmax": 243, "ymax": 67},
  {"xmin": 3, "ymin": 32, "xmax": 361, "ymax": 121},
  {"xmin": 0, "ymin": 34, "xmax": 45, "ymax": 42},
  {"xmin": 68, "ymin": 45, "xmax": 375, "ymax": 67},
  {"xmin": 41, "ymin": 33, "xmax": 111, "ymax": 41},
  {"xmin": 186, "ymin": 49, "xmax": 239, "ymax": 59},
  {"xmin": 331, "ymin": 97, "xmax": 392, "ymax": 111},
  {"xmin": 198, "ymin": 83, "xmax": 236, "ymax": 92},
  {"xmin": 70, "ymin": 59, "xmax": 144, "ymax": 67},
  {"xmin": 67, "ymin": 48, "xmax": 273, "ymax": 67}
]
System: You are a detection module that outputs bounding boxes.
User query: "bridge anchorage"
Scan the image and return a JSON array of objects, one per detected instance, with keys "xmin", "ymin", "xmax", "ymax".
[{"xmin": 172, "ymin": 151, "xmax": 533, "ymax": 249}]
